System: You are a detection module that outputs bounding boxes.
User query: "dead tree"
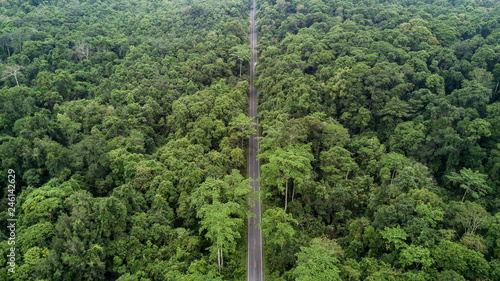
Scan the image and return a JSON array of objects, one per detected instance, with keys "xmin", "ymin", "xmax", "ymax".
[
  {"xmin": 74, "ymin": 42, "xmax": 92, "ymax": 61},
  {"xmin": 1, "ymin": 64, "xmax": 23, "ymax": 86}
]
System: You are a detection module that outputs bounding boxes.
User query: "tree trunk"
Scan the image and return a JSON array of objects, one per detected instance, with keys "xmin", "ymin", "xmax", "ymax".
[
  {"xmin": 390, "ymin": 164, "xmax": 398, "ymax": 185},
  {"xmin": 291, "ymin": 181, "xmax": 295, "ymax": 202},
  {"xmin": 241, "ymin": 128, "xmax": 244, "ymax": 149},
  {"xmin": 14, "ymin": 74, "xmax": 19, "ymax": 87},
  {"xmin": 284, "ymin": 179, "xmax": 288, "ymax": 212},
  {"xmin": 493, "ymin": 82, "xmax": 499, "ymax": 100},
  {"xmin": 218, "ymin": 247, "xmax": 221, "ymax": 274},
  {"xmin": 239, "ymin": 60, "xmax": 242, "ymax": 77},
  {"xmin": 346, "ymin": 169, "xmax": 350, "ymax": 180},
  {"xmin": 461, "ymin": 189, "xmax": 467, "ymax": 202}
]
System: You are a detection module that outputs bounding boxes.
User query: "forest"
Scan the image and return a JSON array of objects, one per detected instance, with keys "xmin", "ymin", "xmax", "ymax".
[{"xmin": 0, "ymin": 0, "xmax": 499, "ymax": 280}]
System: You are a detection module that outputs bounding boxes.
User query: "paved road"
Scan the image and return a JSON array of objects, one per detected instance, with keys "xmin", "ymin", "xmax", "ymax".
[{"xmin": 247, "ymin": 0, "xmax": 264, "ymax": 280}]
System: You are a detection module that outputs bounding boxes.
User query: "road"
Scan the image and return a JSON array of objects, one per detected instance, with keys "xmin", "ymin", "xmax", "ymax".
[{"xmin": 247, "ymin": 0, "xmax": 264, "ymax": 280}]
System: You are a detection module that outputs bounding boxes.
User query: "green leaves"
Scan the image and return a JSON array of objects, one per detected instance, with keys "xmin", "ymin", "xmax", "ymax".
[
  {"xmin": 260, "ymin": 143, "xmax": 313, "ymax": 211},
  {"xmin": 190, "ymin": 170, "xmax": 252, "ymax": 274},
  {"xmin": 449, "ymin": 79, "xmax": 492, "ymax": 110},
  {"xmin": 229, "ymin": 45, "xmax": 252, "ymax": 77},
  {"xmin": 432, "ymin": 240, "xmax": 490, "ymax": 280},
  {"xmin": 198, "ymin": 201, "xmax": 243, "ymax": 274},
  {"xmin": 446, "ymin": 168, "xmax": 490, "ymax": 202},
  {"xmin": 381, "ymin": 225, "xmax": 408, "ymax": 251},
  {"xmin": 486, "ymin": 212, "xmax": 500, "ymax": 259},
  {"xmin": 229, "ymin": 113, "xmax": 256, "ymax": 149},
  {"xmin": 94, "ymin": 196, "xmax": 127, "ymax": 239},
  {"xmin": 191, "ymin": 170, "xmax": 252, "ymax": 217},
  {"xmin": 291, "ymin": 240, "xmax": 342, "ymax": 281},
  {"xmin": 1, "ymin": 0, "xmax": 499, "ymax": 279},
  {"xmin": 320, "ymin": 146, "xmax": 358, "ymax": 181},
  {"xmin": 389, "ymin": 121, "xmax": 425, "ymax": 156},
  {"xmin": 399, "ymin": 245, "xmax": 433, "ymax": 270},
  {"xmin": 261, "ymin": 208, "xmax": 298, "ymax": 249},
  {"xmin": 261, "ymin": 207, "xmax": 298, "ymax": 273},
  {"xmin": 455, "ymin": 202, "xmax": 491, "ymax": 234},
  {"xmin": 22, "ymin": 178, "xmax": 77, "ymax": 225}
]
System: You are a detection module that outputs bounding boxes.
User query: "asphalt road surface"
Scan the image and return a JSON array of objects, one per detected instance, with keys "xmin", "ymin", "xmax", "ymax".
[{"xmin": 247, "ymin": 0, "xmax": 264, "ymax": 280}]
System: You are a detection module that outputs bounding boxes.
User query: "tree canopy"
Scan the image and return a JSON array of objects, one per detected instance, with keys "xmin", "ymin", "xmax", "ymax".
[{"xmin": 1, "ymin": 0, "xmax": 500, "ymax": 280}]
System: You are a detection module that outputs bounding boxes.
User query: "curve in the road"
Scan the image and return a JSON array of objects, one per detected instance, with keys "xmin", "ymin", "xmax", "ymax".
[{"xmin": 247, "ymin": 0, "xmax": 264, "ymax": 280}]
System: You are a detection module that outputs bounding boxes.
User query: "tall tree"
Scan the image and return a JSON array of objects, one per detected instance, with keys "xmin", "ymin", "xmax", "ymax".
[
  {"xmin": 260, "ymin": 207, "xmax": 298, "ymax": 273},
  {"xmin": 74, "ymin": 42, "xmax": 92, "ymax": 61},
  {"xmin": 446, "ymin": 168, "xmax": 490, "ymax": 202},
  {"xmin": 229, "ymin": 44, "xmax": 252, "ymax": 77},
  {"xmin": 229, "ymin": 113, "xmax": 256, "ymax": 149},
  {"xmin": 260, "ymin": 143, "xmax": 313, "ymax": 212},
  {"xmin": 320, "ymin": 146, "xmax": 358, "ymax": 181},
  {"xmin": 1, "ymin": 64, "xmax": 23, "ymax": 86},
  {"xmin": 291, "ymin": 240, "xmax": 342, "ymax": 281},
  {"xmin": 198, "ymin": 201, "xmax": 243, "ymax": 274}
]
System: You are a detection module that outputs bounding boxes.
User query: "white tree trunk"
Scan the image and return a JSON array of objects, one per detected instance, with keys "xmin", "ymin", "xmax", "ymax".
[{"xmin": 218, "ymin": 246, "xmax": 221, "ymax": 274}]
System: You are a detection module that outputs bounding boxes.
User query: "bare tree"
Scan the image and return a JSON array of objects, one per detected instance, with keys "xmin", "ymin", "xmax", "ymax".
[
  {"xmin": 456, "ymin": 202, "xmax": 491, "ymax": 234},
  {"xmin": 74, "ymin": 42, "xmax": 92, "ymax": 61},
  {"xmin": 1, "ymin": 64, "xmax": 23, "ymax": 86}
]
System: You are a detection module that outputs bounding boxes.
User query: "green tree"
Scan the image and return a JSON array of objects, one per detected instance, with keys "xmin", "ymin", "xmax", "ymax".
[
  {"xmin": 191, "ymin": 170, "xmax": 253, "ymax": 218},
  {"xmin": 291, "ymin": 240, "xmax": 342, "ymax": 281},
  {"xmin": 446, "ymin": 168, "xmax": 490, "ymax": 202},
  {"xmin": 320, "ymin": 146, "xmax": 358, "ymax": 181},
  {"xmin": 260, "ymin": 207, "xmax": 298, "ymax": 273},
  {"xmin": 57, "ymin": 113, "xmax": 82, "ymax": 145},
  {"xmin": 260, "ymin": 143, "xmax": 313, "ymax": 212},
  {"xmin": 455, "ymin": 202, "xmax": 491, "ymax": 235},
  {"xmin": 435, "ymin": 270, "xmax": 465, "ymax": 281},
  {"xmin": 388, "ymin": 121, "xmax": 425, "ymax": 156},
  {"xmin": 229, "ymin": 113, "xmax": 256, "ymax": 149},
  {"xmin": 398, "ymin": 245, "xmax": 433, "ymax": 270},
  {"xmin": 381, "ymin": 225, "xmax": 408, "ymax": 251},
  {"xmin": 198, "ymin": 201, "xmax": 242, "ymax": 274},
  {"xmin": 460, "ymin": 232, "xmax": 487, "ymax": 254},
  {"xmin": 432, "ymin": 240, "xmax": 490, "ymax": 280},
  {"xmin": 229, "ymin": 44, "xmax": 252, "ymax": 77},
  {"xmin": 486, "ymin": 212, "xmax": 500, "ymax": 259}
]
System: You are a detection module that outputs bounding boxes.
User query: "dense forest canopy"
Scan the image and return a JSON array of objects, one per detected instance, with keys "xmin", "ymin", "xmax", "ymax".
[
  {"xmin": 0, "ymin": 0, "xmax": 255, "ymax": 279},
  {"xmin": 0, "ymin": 0, "xmax": 499, "ymax": 280},
  {"xmin": 255, "ymin": 0, "xmax": 500, "ymax": 280}
]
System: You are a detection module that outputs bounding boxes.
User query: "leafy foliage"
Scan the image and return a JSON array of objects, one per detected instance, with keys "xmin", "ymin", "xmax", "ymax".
[{"xmin": 0, "ymin": 0, "xmax": 499, "ymax": 279}]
